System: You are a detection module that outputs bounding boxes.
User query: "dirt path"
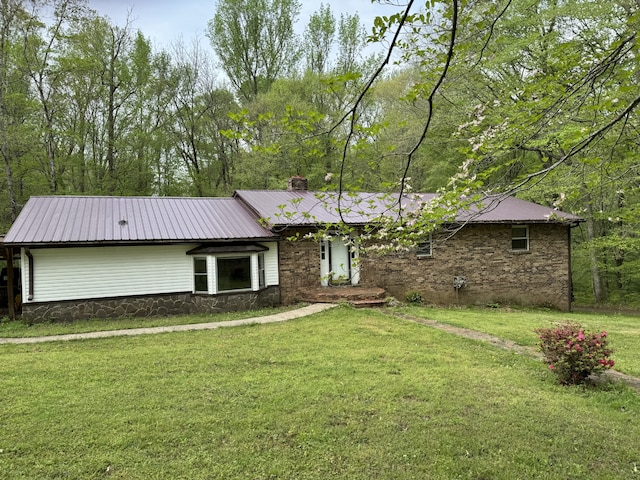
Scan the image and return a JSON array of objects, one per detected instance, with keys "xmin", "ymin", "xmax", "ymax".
[{"xmin": 388, "ymin": 311, "xmax": 640, "ymax": 394}]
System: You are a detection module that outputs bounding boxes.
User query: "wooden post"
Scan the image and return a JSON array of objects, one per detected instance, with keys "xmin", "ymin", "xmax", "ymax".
[{"xmin": 5, "ymin": 247, "xmax": 15, "ymax": 320}]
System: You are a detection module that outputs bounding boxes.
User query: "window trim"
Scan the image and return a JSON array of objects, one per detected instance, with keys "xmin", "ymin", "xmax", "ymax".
[
  {"xmin": 192, "ymin": 252, "xmax": 266, "ymax": 295},
  {"xmin": 511, "ymin": 225, "xmax": 530, "ymax": 252},
  {"xmin": 417, "ymin": 233, "xmax": 433, "ymax": 258},
  {"xmin": 258, "ymin": 252, "xmax": 266, "ymax": 289},
  {"xmin": 193, "ymin": 256, "xmax": 209, "ymax": 293}
]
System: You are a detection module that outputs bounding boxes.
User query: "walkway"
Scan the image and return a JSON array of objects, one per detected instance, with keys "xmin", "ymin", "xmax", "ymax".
[
  {"xmin": 0, "ymin": 303, "xmax": 338, "ymax": 345},
  {"xmin": 388, "ymin": 311, "xmax": 640, "ymax": 393}
]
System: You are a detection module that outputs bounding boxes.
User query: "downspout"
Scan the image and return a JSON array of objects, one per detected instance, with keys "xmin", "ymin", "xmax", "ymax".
[{"xmin": 25, "ymin": 247, "xmax": 34, "ymax": 301}]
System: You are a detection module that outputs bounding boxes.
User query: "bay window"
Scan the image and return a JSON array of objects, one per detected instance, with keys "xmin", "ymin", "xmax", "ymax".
[{"xmin": 189, "ymin": 243, "xmax": 268, "ymax": 294}]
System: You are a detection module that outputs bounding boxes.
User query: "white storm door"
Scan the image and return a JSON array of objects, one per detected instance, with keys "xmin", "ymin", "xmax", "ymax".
[
  {"xmin": 330, "ymin": 238, "xmax": 350, "ymax": 284},
  {"xmin": 320, "ymin": 237, "xmax": 360, "ymax": 286}
]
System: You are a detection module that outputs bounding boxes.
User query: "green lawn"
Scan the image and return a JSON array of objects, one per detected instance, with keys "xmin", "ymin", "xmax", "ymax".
[
  {"xmin": 1, "ymin": 306, "xmax": 639, "ymax": 479},
  {"xmin": 396, "ymin": 305, "xmax": 640, "ymax": 377}
]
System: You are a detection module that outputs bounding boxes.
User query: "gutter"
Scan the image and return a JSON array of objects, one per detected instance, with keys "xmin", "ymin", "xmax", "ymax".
[{"xmin": 25, "ymin": 247, "xmax": 34, "ymax": 301}]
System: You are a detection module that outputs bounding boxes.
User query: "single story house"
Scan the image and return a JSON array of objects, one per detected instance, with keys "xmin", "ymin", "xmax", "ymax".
[{"xmin": 3, "ymin": 177, "xmax": 583, "ymax": 322}]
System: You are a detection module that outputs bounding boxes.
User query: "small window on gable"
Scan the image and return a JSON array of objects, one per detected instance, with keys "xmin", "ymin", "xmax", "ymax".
[
  {"xmin": 417, "ymin": 234, "xmax": 433, "ymax": 258},
  {"xmin": 512, "ymin": 225, "xmax": 529, "ymax": 251}
]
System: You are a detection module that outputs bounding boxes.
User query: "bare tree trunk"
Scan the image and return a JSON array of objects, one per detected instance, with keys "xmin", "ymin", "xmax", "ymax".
[
  {"xmin": 586, "ymin": 218, "xmax": 606, "ymax": 302},
  {"xmin": 106, "ymin": 78, "xmax": 116, "ymax": 193},
  {"xmin": 613, "ymin": 191, "xmax": 625, "ymax": 291},
  {"xmin": 584, "ymin": 191, "xmax": 606, "ymax": 302}
]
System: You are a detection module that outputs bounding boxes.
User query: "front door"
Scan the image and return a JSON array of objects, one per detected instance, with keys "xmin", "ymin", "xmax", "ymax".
[{"xmin": 320, "ymin": 237, "xmax": 359, "ymax": 286}]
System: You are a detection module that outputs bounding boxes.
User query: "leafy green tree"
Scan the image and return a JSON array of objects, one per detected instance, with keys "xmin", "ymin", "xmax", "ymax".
[
  {"xmin": 0, "ymin": 0, "xmax": 44, "ymax": 226},
  {"xmin": 303, "ymin": 3, "xmax": 335, "ymax": 75},
  {"xmin": 169, "ymin": 39, "xmax": 240, "ymax": 196},
  {"xmin": 226, "ymin": 6, "xmax": 384, "ymax": 191},
  {"xmin": 447, "ymin": 0, "xmax": 640, "ymax": 303},
  {"xmin": 59, "ymin": 12, "xmax": 163, "ymax": 195},
  {"xmin": 207, "ymin": 0, "xmax": 302, "ymax": 102},
  {"xmin": 334, "ymin": 0, "xmax": 640, "ymax": 303}
]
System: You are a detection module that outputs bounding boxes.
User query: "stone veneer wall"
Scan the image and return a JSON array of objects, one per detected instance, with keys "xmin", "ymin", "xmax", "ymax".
[
  {"xmin": 278, "ymin": 224, "xmax": 573, "ymax": 311},
  {"xmin": 21, "ymin": 286, "xmax": 280, "ymax": 323}
]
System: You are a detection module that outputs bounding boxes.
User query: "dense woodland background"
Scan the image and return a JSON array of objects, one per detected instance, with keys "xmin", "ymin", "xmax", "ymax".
[{"xmin": 0, "ymin": 0, "xmax": 638, "ymax": 305}]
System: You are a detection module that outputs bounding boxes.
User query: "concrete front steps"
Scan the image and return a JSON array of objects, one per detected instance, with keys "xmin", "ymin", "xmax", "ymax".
[{"xmin": 301, "ymin": 286, "xmax": 387, "ymax": 308}]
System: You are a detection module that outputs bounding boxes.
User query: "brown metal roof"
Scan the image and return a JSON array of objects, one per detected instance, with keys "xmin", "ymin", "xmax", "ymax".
[
  {"xmin": 234, "ymin": 190, "xmax": 410, "ymax": 225},
  {"xmin": 454, "ymin": 195, "xmax": 584, "ymax": 223},
  {"xmin": 234, "ymin": 190, "xmax": 583, "ymax": 226},
  {"xmin": 4, "ymin": 196, "xmax": 276, "ymax": 246},
  {"xmin": 5, "ymin": 190, "xmax": 583, "ymax": 247}
]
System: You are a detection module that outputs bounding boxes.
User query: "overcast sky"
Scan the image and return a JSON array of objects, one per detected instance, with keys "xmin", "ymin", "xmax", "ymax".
[{"xmin": 87, "ymin": 0, "xmax": 400, "ymax": 51}]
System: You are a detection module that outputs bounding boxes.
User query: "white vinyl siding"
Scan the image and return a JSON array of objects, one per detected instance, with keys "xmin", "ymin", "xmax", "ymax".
[
  {"xmin": 22, "ymin": 242, "xmax": 280, "ymax": 303},
  {"xmin": 22, "ymin": 245, "xmax": 193, "ymax": 303}
]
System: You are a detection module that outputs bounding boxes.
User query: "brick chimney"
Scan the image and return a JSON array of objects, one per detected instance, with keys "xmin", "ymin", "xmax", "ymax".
[{"xmin": 287, "ymin": 176, "xmax": 308, "ymax": 191}]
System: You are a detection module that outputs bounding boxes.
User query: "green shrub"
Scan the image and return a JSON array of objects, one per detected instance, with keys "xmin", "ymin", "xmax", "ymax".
[
  {"xmin": 535, "ymin": 322, "xmax": 614, "ymax": 385},
  {"xmin": 405, "ymin": 291, "xmax": 424, "ymax": 304}
]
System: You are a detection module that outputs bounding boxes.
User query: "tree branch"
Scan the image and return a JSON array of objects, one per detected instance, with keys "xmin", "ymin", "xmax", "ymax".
[{"xmin": 508, "ymin": 92, "xmax": 640, "ymax": 194}]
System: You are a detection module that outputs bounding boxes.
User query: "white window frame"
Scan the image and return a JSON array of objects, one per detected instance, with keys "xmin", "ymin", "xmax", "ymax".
[
  {"xmin": 417, "ymin": 233, "xmax": 433, "ymax": 258},
  {"xmin": 511, "ymin": 225, "xmax": 530, "ymax": 252},
  {"xmin": 193, "ymin": 253, "xmax": 264, "ymax": 294},
  {"xmin": 193, "ymin": 257, "xmax": 209, "ymax": 293},
  {"xmin": 258, "ymin": 252, "xmax": 266, "ymax": 289}
]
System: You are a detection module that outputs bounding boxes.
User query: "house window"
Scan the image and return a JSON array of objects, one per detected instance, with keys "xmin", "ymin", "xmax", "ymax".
[
  {"xmin": 217, "ymin": 256, "xmax": 252, "ymax": 291},
  {"xmin": 512, "ymin": 225, "xmax": 529, "ymax": 251},
  {"xmin": 189, "ymin": 244, "xmax": 269, "ymax": 294},
  {"xmin": 194, "ymin": 257, "xmax": 208, "ymax": 292},
  {"xmin": 417, "ymin": 234, "xmax": 433, "ymax": 258},
  {"xmin": 258, "ymin": 253, "xmax": 265, "ymax": 289}
]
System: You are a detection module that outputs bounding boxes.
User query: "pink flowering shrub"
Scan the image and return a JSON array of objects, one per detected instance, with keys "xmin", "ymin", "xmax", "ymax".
[{"xmin": 535, "ymin": 322, "xmax": 614, "ymax": 385}]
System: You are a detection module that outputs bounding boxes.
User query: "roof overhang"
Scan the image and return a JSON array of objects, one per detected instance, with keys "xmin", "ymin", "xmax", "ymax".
[
  {"xmin": 186, "ymin": 242, "xmax": 270, "ymax": 255},
  {"xmin": 6, "ymin": 237, "xmax": 280, "ymax": 249}
]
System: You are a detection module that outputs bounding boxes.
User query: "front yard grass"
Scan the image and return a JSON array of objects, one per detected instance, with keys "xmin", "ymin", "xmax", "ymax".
[
  {"xmin": 1, "ymin": 306, "xmax": 639, "ymax": 479},
  {"xmin": 396, "ymin": 305, "xmax": 640, "ymax": 378}
]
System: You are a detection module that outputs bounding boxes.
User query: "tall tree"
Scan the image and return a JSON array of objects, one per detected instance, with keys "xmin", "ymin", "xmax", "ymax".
[
  {"xmin": 22, "ymin": 0, "xmax": 89, "ymax": 194},
  {"xmin": 225, "ymin": 7, "xmax": 382, "ymax": 190},
  {"xmin": 169, "ymin": 39, "xmax": 239, "ymax": 196},
  {"xmin": 0, "ymin": 0, "xmax": 21, "ymax": 222},
  {"xmin": 206, "ymin": 0, "xmax": 302, "ymax": 102},
  {"xmin": 0, "ymin": 0, "xmax": 39, "ymax": 224},
  {"xmin": 61, "ymin": 13, "xmax": 158, "ymax": 195},
  {"xmin": 303, "ymin": 3, "xmax": 335, "ymax": 75}
]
